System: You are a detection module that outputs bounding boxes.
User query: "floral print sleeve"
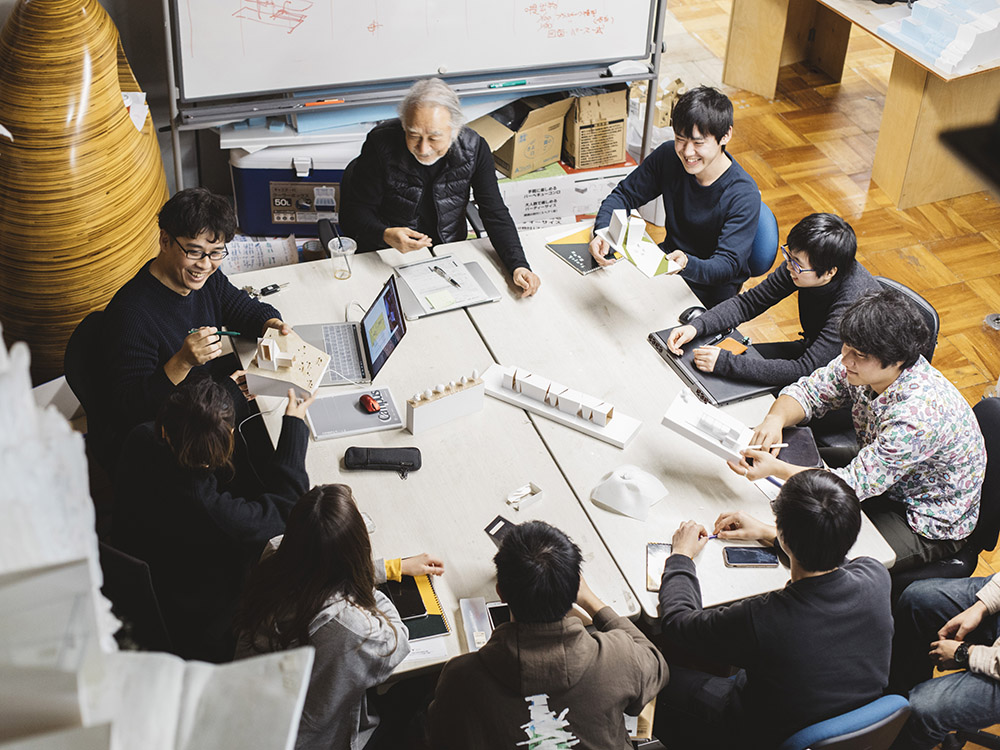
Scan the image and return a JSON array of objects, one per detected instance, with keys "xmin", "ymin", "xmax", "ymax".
[{"xmin": 779, "ymin": 355, "xmax": 853, "ymax": 422}]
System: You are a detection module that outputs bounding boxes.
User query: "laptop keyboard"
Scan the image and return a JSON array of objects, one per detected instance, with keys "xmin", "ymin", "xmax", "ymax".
[{"xmin": 322, "ymin": 324, "xmax": 365, "ymax": 382}]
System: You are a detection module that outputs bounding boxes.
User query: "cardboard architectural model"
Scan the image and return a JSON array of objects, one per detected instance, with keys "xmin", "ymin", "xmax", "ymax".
[
  {"xmin": 405, "ymin": 370, "xmax": 485, "ymax": 435},
  {"xmin": 245, "ymin": 328, "xmax": 330, "ymax": 399},
  {"xmin": 502, "ymin": 366, "xmax": 614, "ymax": 426}
]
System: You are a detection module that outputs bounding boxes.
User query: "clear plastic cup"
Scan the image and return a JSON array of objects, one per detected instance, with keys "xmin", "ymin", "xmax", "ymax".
[{"xmin": 328, "ymin": 236, "xmax": 357, "ymax": 280}]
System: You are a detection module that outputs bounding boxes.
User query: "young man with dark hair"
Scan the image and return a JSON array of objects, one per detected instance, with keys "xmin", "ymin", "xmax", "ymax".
[
  {"xmin": 736, "ymin": 290, "xmax": 986, "ymax": 571},
  {"xmin": 667, "ymin": 213, "xmax": 880, "ymax": 386},
  {"xmin": 589, "ymin": 85, "xmax": 761, "ymax": 306},
  {"xmin": 99, "ymin": 187, "xmax": 291, "ymax": 462},
  {"xmin": 656, "ymin": 470, "xmax": 892, "ymax": 749},
  {"xmin": 428, "ymin": 521, "xmax": 668, "ymax": 750}
]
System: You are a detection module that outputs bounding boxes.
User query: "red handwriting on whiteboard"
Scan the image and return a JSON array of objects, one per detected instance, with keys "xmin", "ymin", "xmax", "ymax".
[
  {"xmin": 523, "ymin": 3, "xmax": 614, "ymax": 37},
  {"xmin": 233, "ymin": 0, "xmax": 313, "ymax": 34}
]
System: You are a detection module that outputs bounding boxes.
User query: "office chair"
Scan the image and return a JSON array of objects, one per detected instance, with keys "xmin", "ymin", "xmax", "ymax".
[
  {"xmin": 875, "ymin": 276, "xmax": 939, "ymax": 363},
  {"xmin": 890, "ymin": 396, "xmax": 1000, "ymax": 603},
  {"xmin": 467, "ymin": 200, "xmax": 486, "ymax": 238},
  {"xmin": 945, "ymin": 728, "xmax": 1000, "ymax": 749},
  {"xmin": 748, "ymin": 201, "xmax": 779, "ymax": 277},
  {"xmin": 778, "ymin": 694, "xmax": 910, "ymax": 750},
  {"xmin": 98, "ymin": 541, "xmax": 172, "ymax": 652},
  {"xmin": 64, "ymin": 310, "xmax": 114, "ymax": 539}
]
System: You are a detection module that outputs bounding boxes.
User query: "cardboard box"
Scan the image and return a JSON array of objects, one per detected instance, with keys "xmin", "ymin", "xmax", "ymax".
[
  {"xmin": 469, "ymin": 97, "xmax": 574, "ymax": 179},
  {"xmin": 496, "ymin": 155, "xmax": 637, "ymax": 230},
  {"xmin": 563, "ymin": 86, "xmax": 629, "ymax": 169}
]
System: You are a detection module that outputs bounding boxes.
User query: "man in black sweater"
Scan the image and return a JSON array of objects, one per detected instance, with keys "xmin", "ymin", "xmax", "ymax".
[
  {"xmin": 339, "ymin": 77, "xmax": 541, "ymax": 297},
  {"xmin": 666, "ymin": 213, "xmax": 880, "ymax": 386},
  {"xmin": 655, "ymin": 470, "xmax": 892, "ymax": 749},
  {"xmin": 589, "ymin": 86, "xmax": 760, "ymax": 307},
  {"xmin": 99, "ymin": 188, "xmax": 290, "ymax": 462}
]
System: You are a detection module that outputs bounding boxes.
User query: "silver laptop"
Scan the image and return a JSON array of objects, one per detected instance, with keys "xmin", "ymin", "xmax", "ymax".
[{"xmin": 297, "ymin": 276, "xmax": 407, "ymax": 386}]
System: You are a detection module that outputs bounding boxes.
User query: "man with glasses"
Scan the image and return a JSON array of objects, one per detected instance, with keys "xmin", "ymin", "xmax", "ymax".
[
  {"xmin": 666, "ymin": 213, "xmax": 879, "ymax": 387},
  {"xmin": 100, "ymin": 188, "xmax": 290, "ymax": 464}
]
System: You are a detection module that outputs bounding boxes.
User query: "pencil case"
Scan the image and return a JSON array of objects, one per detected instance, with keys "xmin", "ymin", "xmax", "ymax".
[{"xmin": 344, "ymin": 446, "xmax": 421, "ymax": 478}]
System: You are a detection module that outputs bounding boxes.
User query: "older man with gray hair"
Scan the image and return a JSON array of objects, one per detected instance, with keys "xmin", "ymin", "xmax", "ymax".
[{"xmin": 340, "ymin": 78, "xmax": 541, "ymax": 297}]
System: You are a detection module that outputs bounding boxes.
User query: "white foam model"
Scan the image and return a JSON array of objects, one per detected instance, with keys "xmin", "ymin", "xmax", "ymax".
[
  {"xmin": 591, "ymin": 465, "xmax": 669, "ymax": 521},
  {"xmin": 405, "ymin": 370, "xmax": 485, "ymax": 435},
  {"xmin": 660, "ymin": 388, "xmax": 753, "ymax": 462},
  {"xmin": 1, "ymin": 323, "xmax": 314, "ymax": 750},
  {"xmin": 484, "ymin": 364, "xmax": 641, "ymax": 448},
  {"xmin": 245, "ymin": 328, "xmax": 330, "ymax": 399},
  {"xmin": 878, "ymin": 0, "xmax": 1000, "ymax": 75}
]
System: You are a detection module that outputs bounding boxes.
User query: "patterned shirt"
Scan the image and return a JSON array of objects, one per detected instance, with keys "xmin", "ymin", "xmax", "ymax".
[{"xmin": 781, "ymin": 355, "xmax": 985, "ymax": 540}]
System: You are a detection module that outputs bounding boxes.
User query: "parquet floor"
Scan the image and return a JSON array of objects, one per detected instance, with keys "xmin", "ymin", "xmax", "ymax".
[{"xmin": 655, "ymin": 4, "xmax": 1000, "ymax": 744}]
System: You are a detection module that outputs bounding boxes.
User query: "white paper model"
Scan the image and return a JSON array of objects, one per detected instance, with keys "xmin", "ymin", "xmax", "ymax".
[
  {"xmin": 405, "ymin": 370, "xmax": 485, "ymax": 434},
  {"xmin": 660, "ymin": 388, "xmax": 753, "ymax": 462},
  {"xmin": 245, "ymin": 328, "xmax": 331, "ymax": 399},
  {"xmin": 607, "ymin": 208, "xmax": 629, "ymax": 248},
  {"xmin": 503, "ymin": 367, "xmax": 614, "ymax": 427},
  {"xmin": 591, "ymin": 465, "xmax": 669, "ymax": 521}
]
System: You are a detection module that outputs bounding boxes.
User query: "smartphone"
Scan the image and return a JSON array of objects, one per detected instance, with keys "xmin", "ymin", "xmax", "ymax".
[
  {"xmin": 486, "ymin": 601, "xmax": 511, "ymax": 628},
  {"xmin": 723, "ymin": 546, "xmax": 779, "ymax": 568},
  {"xmin": 646, "ymin": 542, "xmax": 673, "ymax": 591},
  {"xmin": 484, "ymin": 515, "xmax": 515, "ymax": 548}
]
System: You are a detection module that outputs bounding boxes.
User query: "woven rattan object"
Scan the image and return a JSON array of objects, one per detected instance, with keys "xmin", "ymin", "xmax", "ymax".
[{"xmin": 0, "ymin": 0, "xmax": 168, "ymax": 383}]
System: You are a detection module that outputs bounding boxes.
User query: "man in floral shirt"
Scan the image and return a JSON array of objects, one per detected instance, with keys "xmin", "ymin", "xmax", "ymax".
[{"xmin": 733, "ymin": 290, "xmax": 985, "ymax": 572}]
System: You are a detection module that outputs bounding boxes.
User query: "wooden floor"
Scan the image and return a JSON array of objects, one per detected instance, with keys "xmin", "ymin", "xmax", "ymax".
[{"xmin": 656, "ymin": 3, "xmax": 1000, "ymax": 745}]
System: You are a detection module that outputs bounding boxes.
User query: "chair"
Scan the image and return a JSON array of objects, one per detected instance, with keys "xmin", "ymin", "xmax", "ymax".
[
  {"xmin": 890, "ymin": 397, "xmax": 1000, "ymax": 602},
  {"xmin": 779, "ymin": 695, "xmax": 910, "ymax": 750},
  {"xmin": 875, "ymin": 276, "xmax": 939, "ymax": 363},
  {"xmin": 466, "ymin": 200, "xmax": 485, "ymax": 238},
  {"xmin": 748, "ymin": 201, "xmax": 779, "ymax": 277},
  {"xmin": 945, "ymin": 729, "xmax": 1000, "ymax": 749},
  {"xmin": 98, "ymin": 541, "xmax": 172, "ymax": 652}
]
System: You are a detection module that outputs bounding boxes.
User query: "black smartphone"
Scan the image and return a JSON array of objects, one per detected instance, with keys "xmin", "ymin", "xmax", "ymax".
[
  {"xmin": 486, "ymin": 601, "xmax": 511, "ymax": 628},
  {"xmin": 723, "ymin": 546, "xmax": 779, "ymax": 568},
  {"xmin": 484, "ymin": 514, "xmax": 515, "ymax": 548}
]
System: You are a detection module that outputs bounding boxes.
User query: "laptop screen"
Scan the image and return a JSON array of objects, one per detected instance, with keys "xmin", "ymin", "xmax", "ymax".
[{"xmin": 361, "ymin": 276, "xmax": 406, "ymax": 379}]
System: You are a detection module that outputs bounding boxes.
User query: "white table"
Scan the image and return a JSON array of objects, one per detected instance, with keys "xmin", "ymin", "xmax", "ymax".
[
  {"xmin": 232, "ymin": 248, "xmax": 641, "ymax": 671},
  {"xmin": 446, "ymin": 223, "xmax": 895, "ymax": 619}
]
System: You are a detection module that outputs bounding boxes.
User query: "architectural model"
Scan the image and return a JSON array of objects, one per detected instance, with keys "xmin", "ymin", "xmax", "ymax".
[
  {"xmin": 483, "ymin": 364, "xmax": 642, "ymax": 448},
  {"xmin": 405, "ymin": 369, "xmax": 484, "ymax": 435},
  {"xmin": 245, "ymin": 327, "xmax": 330, "ymax": 399},
  {"xmin": 660, "ymin": 388, "xmax": 753, "ymax": 462},
  {"xmin": 878, "ymin": 0, "xmax": 1000, "ymax": 75}
]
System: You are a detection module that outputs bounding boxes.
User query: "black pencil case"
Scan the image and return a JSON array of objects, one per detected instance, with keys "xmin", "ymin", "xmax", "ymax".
[{"xmin": 344, "ymin": 446, "xmax": 421, "ymax": 475}]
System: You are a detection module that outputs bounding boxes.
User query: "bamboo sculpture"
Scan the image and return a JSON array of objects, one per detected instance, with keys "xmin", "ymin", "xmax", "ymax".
[{"xmin": 0, "ymin": 0, "xmax": 168, "ymax": 383}]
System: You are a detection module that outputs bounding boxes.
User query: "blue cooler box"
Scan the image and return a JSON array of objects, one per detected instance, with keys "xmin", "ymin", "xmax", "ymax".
[{"xmin": 230, "ymin": 141, "xmax": 361, "ymax": 237}]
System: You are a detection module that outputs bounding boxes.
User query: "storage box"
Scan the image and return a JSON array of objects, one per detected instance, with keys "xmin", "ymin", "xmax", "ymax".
[
  {"xmin": 496, "ymin": 156, "xmax": 637, "ymax": 230},
  {"xmin": 469, "ymin": 96, "xmax": 574, "ymax": 179},
  {"xmin": 229, "ymin": 140, "xmax": 361, "ymax": 236},
  {"xmin": 562, "ymin": 85, "xmax": 629, "ymax": 169}
]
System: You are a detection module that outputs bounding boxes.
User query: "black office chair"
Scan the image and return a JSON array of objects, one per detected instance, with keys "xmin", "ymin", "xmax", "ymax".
[
  {"xmin": 813, "ymin": 278, "xmax": 941, "ymax": 464},
  {"xmin": 890, "ymin": 397, "xmax": 1000, "ymax": 603},
  {"xmin": 945, "ymin": 729, "xmax": 1000, "ymax": 749},
  {"xmin": 467, "ymin": 200, "xmax": 486, "ymax": 238},
  {"xmin": 98, "ymin": 541, "xmax": 172, "ymax": 652},
  {"xmin": 65, "ymin": 310, "xmax": 115, "ymax": 539}
]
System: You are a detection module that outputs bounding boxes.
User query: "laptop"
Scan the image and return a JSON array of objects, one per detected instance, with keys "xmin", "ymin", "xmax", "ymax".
[
  {"xmin": 297, "ymin": 275, "xmax": 407, "ymax": 386},
  {"xmin": 648, "ymin": 325, "xmax": 775, "ymax": 406}
]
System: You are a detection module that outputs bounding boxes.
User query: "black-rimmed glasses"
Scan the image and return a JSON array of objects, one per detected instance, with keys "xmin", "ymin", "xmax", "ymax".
[
  {"xmin": 780, "ymin": 245, "xmax": 814, "ymax": 274},
  {"xmin": 172, "ymin": 235, "xmax": 229, "ymax": 261}
]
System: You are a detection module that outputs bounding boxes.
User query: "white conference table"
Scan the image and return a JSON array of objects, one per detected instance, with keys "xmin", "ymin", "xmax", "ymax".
[
  {"xmin": 446, "ymin": 222, "xmax": 895, "ymax": 620},
  {"xmin": 232, "ymin": 248, "xmax": 641, "ymax": 672}
]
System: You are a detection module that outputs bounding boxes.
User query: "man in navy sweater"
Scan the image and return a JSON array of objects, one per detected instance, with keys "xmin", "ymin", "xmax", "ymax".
[
  {"xmin": 590, "ymin": 86, "xmax": 760, "ymax": 307},
  {"xmin": 655, "ymin": 470, "xmax": 892, "ymax": 749},
  {"xmin": 99, "ymin": 188, "xmax": 290, "ymax": 462}
]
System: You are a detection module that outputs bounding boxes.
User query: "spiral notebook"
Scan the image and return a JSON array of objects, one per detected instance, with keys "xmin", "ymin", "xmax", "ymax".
[{"xmin": 381, "ymin": 574, "xmax": 450, "ymax": 641}]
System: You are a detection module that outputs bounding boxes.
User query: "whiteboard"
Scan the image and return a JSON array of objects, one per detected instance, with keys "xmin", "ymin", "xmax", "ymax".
[{"xmin": 172, "ymin": 0, "xmax": 655, "ymax": 101}]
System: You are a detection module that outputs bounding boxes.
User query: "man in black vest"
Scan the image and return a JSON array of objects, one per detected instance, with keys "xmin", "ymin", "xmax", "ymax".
[{"xmin": 340, "ymin": 78, "xmax": 541, "ymax": 297}]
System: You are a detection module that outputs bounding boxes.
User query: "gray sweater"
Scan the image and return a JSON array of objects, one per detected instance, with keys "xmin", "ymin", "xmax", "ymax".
[{"xmin": 691, "ymin": 261, "xmax": 880, "ymax": 386}]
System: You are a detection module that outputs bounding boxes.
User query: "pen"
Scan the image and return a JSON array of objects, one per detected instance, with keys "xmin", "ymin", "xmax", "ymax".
[
  {"xmin": 489, "ymin": 79, "xmax": 527, "ymax": 89},
  {"xmin": 706, "ymin": 328, "xmax": 734, "ymax": 345},
  {"xmin": 304, "ymin": 98, "xmax": 345, "ymax": 107},
  {"xmin": 745, "ymin": 442, "xmax": 789, "ymax": 450},
  {"xmin": 706, "ymin": 534, "xmax": 719, "ymax": 540},
  {"xmin": 187, "ymin": 328, "xmax": 241, "ymax": 337},
  {"xmin": 432, "ymin": 265, "xmax": 461, "ymax": 288}
]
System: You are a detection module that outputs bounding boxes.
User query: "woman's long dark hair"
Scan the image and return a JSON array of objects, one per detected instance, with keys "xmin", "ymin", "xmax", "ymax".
[
  {"xmin": 235, "ymin": 484, "xmax": 393, "ymax": 652},
  {"xmin": 156, "ymin": 377, "xmax": 235, "ymax": 473}
]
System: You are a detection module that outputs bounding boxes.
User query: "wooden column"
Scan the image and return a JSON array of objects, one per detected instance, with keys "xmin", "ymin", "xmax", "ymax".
[{"xmin": 0, "ymin": 0, "xmax": 169, "ymax": 383}]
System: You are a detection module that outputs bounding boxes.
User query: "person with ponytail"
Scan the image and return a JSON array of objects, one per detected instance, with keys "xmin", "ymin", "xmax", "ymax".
[
  {"xmin": 113, "ymin": 377, "xmax": 313, "ymax": 662},
  {"xmin": 236, "ymin": 484, "xmax": 444, "ymax": 750}
]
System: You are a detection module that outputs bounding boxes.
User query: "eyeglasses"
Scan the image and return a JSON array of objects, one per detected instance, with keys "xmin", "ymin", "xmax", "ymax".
[
  {"xmin": 781, "ymin": 245, "xmax": 814, "ymax": 274},
  {"xmin": 172, "ymin": 235, "xmax": 229, "ymax": 261}
]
